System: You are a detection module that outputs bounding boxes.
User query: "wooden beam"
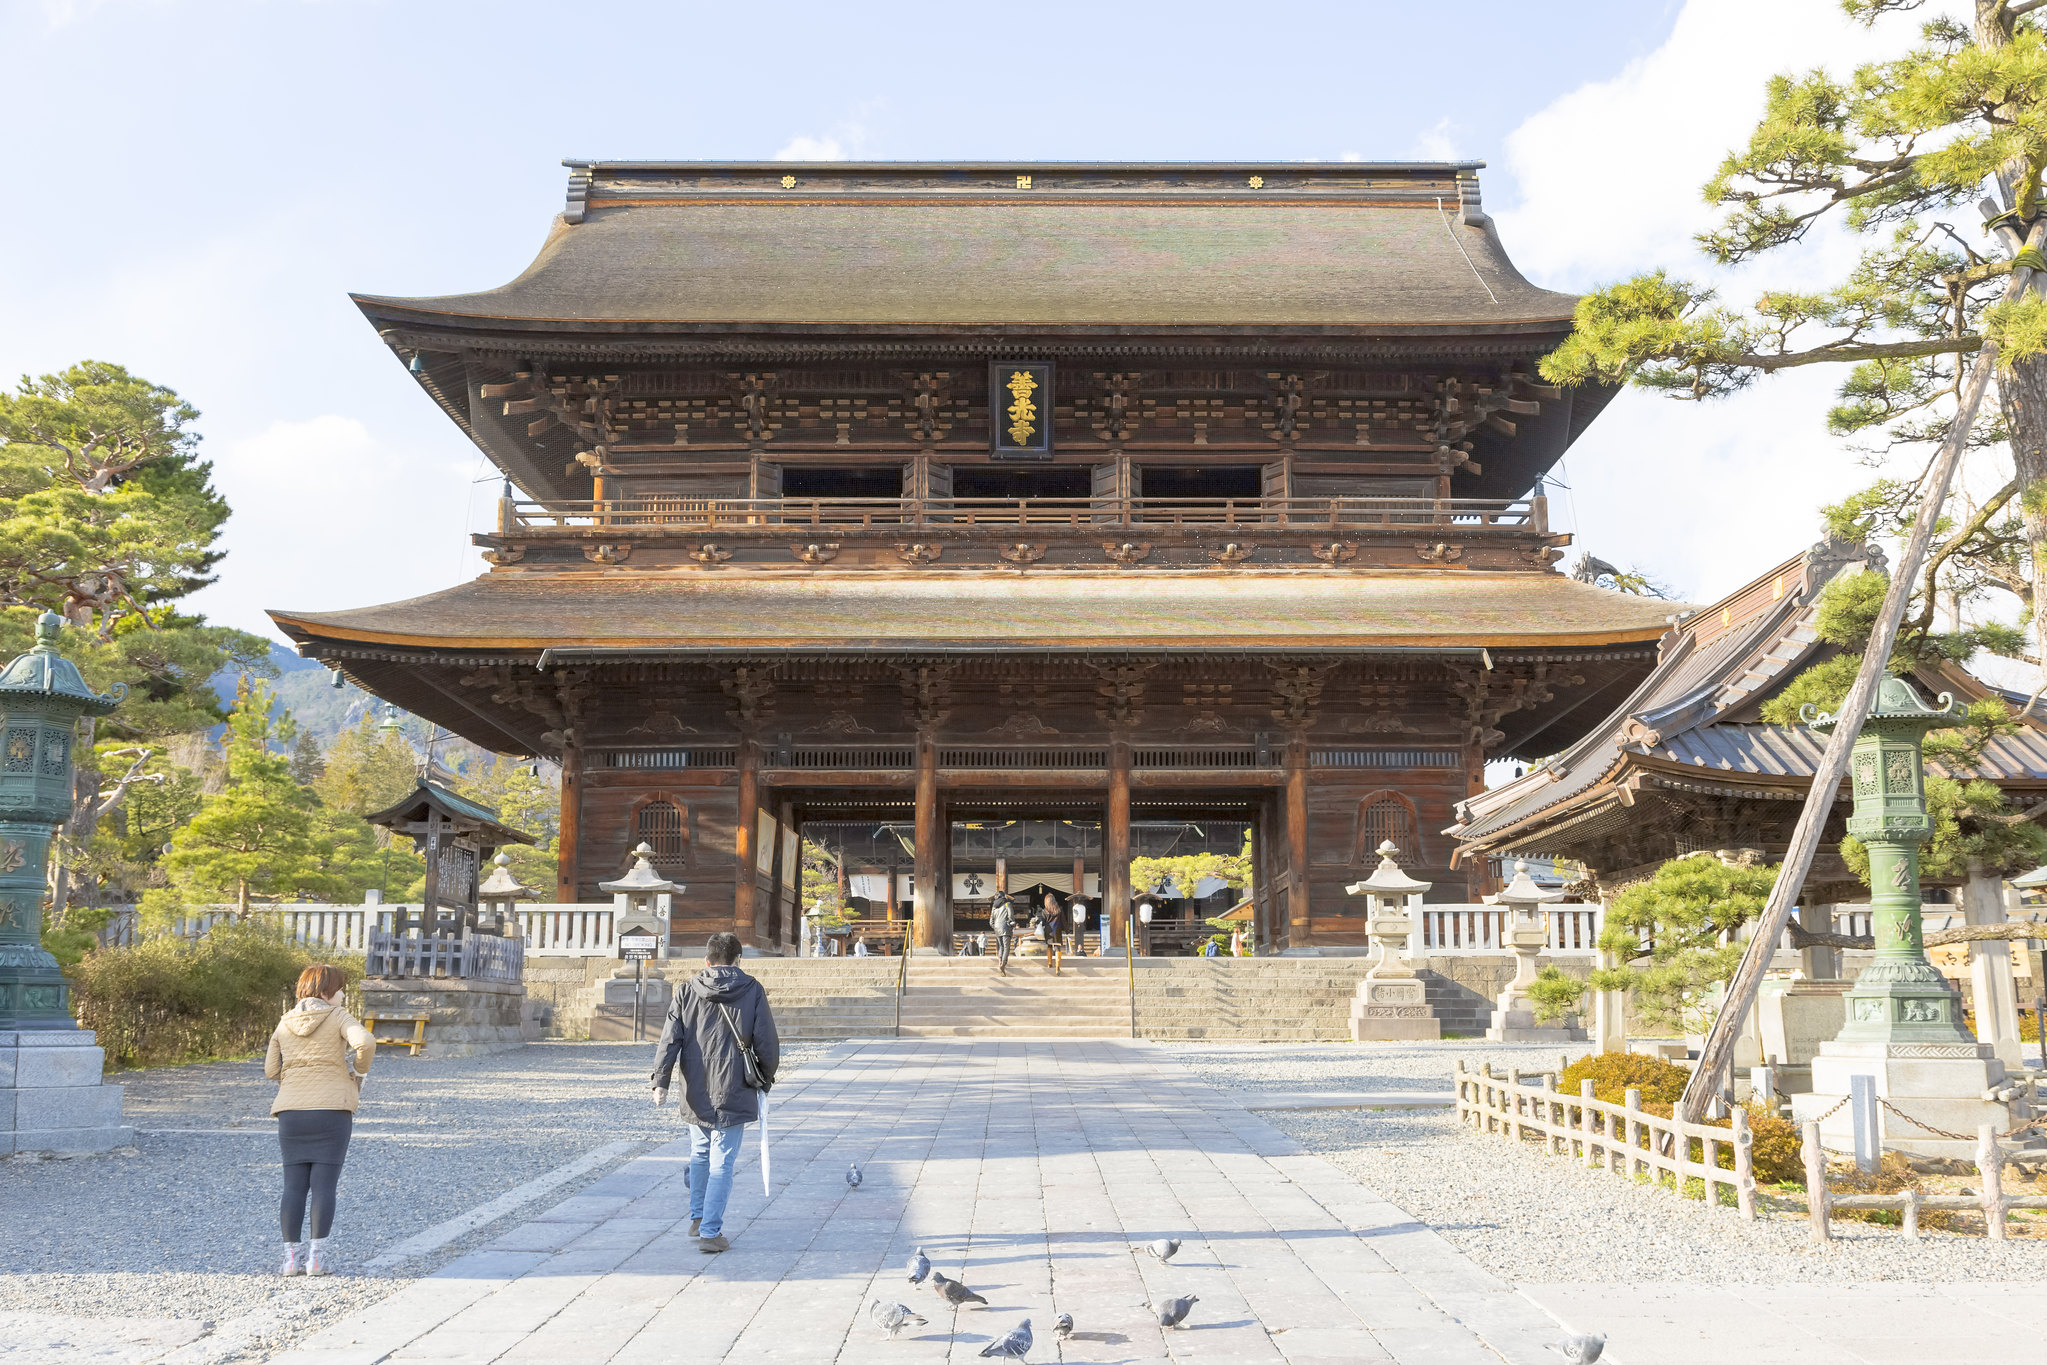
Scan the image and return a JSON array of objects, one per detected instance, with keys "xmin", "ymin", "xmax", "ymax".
[
  {"xmin": 734, "ymin": 740, "xmax": 759, "ymax": 938},
  {"xmin": 1286, "ymin": 737, "xmax": 1311, "ymax": 948},
  {"xmin": 912, "ymin": 737, "xmax": 946, "ymax": 952},
  {"xmin": 1106, "ymin": 740, "xmax": 1131, "ymax": 951}
]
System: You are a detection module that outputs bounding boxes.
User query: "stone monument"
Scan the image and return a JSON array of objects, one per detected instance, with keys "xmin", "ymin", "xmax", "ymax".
[
  {"xmin": 1345, "ymin": 841, "xmax": 1440, "ymax": 1040},
  {"xmin": 1484, "ymin": 860, "xmax": 1583, "ymax": 1043},
  {"xmin": 1794, "ymin": 677, "xmax": 2024, "ymax": 1158},
  {"xmin": 0, "ymin": 612, "xmax": 134, "ymax": 1153}
]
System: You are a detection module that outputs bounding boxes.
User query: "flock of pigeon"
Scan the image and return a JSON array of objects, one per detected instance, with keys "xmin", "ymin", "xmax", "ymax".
[
  {"xmin": 844, "ymin": 1162, "xmax": 1605, "ymax": 1364},
  {"xmin": 850, "ymin": 1164, "xmax": 1199, "ymax": 1361}
]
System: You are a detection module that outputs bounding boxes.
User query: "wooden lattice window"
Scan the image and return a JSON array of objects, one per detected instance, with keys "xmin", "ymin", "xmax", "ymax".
[
  {"xmin": 1355, "ymin": 792, "xmax": 1421, "ymax": 865},
  {"xmin": 636, "ymin": 800, "xmax": 687, "ymax": 871}
]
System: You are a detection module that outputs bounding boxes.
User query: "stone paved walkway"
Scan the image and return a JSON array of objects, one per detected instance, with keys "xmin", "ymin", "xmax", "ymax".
[{"xmin": 270, "ymin": 1040, "xmax": 1566, "ymax": 1364}]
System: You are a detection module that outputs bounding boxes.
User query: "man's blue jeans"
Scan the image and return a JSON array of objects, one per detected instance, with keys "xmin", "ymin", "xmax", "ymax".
[{"xmin": 688, "ymin": 1123, "xmax": 747, "ymax": 1237}]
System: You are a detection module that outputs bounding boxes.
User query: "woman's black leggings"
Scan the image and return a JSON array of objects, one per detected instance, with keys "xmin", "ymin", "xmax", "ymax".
[
  {"xmin": 277, "ymin": 1109, "xmax": 354, "ymax": 1241},
  {"xmin": 281, "ymin": 1161, "xmax": 344, "ymax": 1241}
]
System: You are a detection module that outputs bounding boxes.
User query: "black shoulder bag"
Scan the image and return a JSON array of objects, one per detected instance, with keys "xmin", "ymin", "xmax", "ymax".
[{"xmin": 717, "ymin": 1002, "xmax": 771, "ymax": 1091}]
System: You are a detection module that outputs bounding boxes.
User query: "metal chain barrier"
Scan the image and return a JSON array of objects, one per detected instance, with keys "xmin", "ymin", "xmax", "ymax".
[
  {"xmin": 1807, "ymin": 1094, "xmax": 1851, "ymax": 1125},
  {"xmin": 1874, "ymin": 1097, "xmax": 2039, "ymax": 1144}
]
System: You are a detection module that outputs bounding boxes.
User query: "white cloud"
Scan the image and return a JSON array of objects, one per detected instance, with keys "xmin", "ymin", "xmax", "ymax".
[
  {"xmin": 187, "ymin": 415, "xmax": 491, "ymax": 642},
  {"xmin": 773, "ymin": 135, "xmax": 848, "ymax": 161},
  {"xmin": 1413, "ymin": 117, "xmax": 1458, "ymax": 162},
  {"xmin": 1491, "ymin": 0, "xmax": 1969, "ymax": 605}
]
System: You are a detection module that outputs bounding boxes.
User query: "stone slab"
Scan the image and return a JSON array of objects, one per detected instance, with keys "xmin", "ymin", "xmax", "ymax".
[
  {"xmin": 13, "ymin": 1041, "xmax": 107, "ymax": 1089},
  {"xmin": 1233, "ymin": 1090, "xmax": 1455, "ymax": 1111},
  {"xmin": 12, "ymin": 1122, "xmax": 135, "ymax": 1154},
  {"xmin": 15, "ymin": 1082, "xmax": 125, "ymax": 1132}
]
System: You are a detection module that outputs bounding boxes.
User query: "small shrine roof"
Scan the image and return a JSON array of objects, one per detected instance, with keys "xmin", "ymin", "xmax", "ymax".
[
  {"xmin": 363, "ymin": 780, "xmax": 538, "ymax": 847},
  {"xmin": 353, "ymin": 161, "xmax": 1576, "ymax": 334},
  {"xmin": 272, "ymin": 569, "xmax": 1681, "ymax": 654}
]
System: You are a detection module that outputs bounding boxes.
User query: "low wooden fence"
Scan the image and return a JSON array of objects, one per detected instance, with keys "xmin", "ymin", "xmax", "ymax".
[
  {"xmin": 1454, "ymin": 1061, "xmax": 1757, "ymax": 1219},
  {"xmin": 366, "ymin": 930, "xmax": 525, "ymax": 983},
  {"xmin": 1800, "ymin": 1120, "xmax": 2047, "ymax": 1241}
]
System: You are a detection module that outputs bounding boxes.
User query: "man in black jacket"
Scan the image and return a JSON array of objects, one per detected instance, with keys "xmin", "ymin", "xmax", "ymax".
[{"xmin": 651, "ymin": 932, "xmax": 780, "ymax": 1252}]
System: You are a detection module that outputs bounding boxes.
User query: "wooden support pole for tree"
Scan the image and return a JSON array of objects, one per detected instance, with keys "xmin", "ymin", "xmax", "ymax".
[{"xmin": 1679, "ymin": 232, "xmax": 2047, "ymax": 1125}]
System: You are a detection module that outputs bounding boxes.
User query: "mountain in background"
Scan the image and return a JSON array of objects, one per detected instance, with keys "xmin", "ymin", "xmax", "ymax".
[{"xmin": 212, "ymin": 642, "xmax": 424, "ymax": 751}]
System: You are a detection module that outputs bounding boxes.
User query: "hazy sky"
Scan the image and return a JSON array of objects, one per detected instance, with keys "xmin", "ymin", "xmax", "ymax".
[{"xmin": 0, "ymin": 0, "xmax": 1929, "ymax": 641}]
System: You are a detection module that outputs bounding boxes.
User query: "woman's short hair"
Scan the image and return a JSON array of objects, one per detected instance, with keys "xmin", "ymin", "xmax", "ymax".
[{"xmin": 296, "ymin": 964, "xmax": 347, "ymax": 1001}]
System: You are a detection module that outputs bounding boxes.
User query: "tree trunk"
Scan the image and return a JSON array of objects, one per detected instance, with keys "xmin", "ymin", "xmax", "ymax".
[
  {"xmin": 238, "ymin": 878, "xmax": 249, "ymax": 917},
  {"xmin": 1997, "ymin": 359, "xmax": 2047, "ymax": 686}
]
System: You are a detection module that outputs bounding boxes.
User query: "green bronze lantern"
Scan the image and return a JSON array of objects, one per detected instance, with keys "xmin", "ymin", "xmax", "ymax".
[
  {"xmin": 1805, "ymin": 675, "xmax": 1975, "ymax": 1047},
  {"xmin": 0, "ymin": 612, "xmax": 124, "ymax": 1029}
]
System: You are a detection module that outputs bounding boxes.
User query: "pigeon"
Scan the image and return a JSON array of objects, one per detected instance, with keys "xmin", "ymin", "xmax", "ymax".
[
  {"xmin": 870, "ymin": 1300, "xmax": 927, "ymax": 1340},
  {"xmin": 847, "ymin": 1163, "xmax": 863, "ymax": 1189},
  {"xmin": 1547, "ymin": 1333, "xmax": 1605, "ymax": 1364},
  {"xmin": 1053, "ymin": 1313, "xmax": 1073, "ymax": 1340},
  {"xmin": 907, "ymin": 1247, "xmax": 931, "ymax": 1284},
  {"xmin": 930, "ymin": 1270, "xmax": 989, "ymax": 1307},
  {"xmin": 1144, "ymin": 1238, "xmax": 1181, "ymax": 1262},
  {"xmin": 978, "ymin": 1319, "xmax": 1032, "ymax": 1360},
  {"xmin": 1157, "ymin": 1294, "xmax": 1199, "ymax": 1329}
]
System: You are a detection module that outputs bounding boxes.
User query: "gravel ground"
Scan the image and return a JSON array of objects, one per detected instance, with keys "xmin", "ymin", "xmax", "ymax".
[
  {"xmin": 0, "ymin": 1039, "xmax": 835, "ymax": 1355},
  {"xmin": 1159, "ymin": 1039, "xmax": 2047, "ymax": 1283}
]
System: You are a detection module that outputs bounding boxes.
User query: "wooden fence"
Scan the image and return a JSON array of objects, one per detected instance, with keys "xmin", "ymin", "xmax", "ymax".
[
  {"xmin": 1454, "ymin": 1060, "xmax": 1756, "ymax": 1219},
  {"xmin": 365, "ymin": 930, "xmax": 525, "ymax": 983},
  {"xmin": 1801, "ymin": 1120, "xmax": 2047, "ymax": 1241}
]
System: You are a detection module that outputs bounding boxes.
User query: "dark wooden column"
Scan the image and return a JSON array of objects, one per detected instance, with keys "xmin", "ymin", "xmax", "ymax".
[
  {"xmin": 556, "ymin": 742, "xmax": 581, "ymax": 904},
  {"xmin": 912, "ymin": 736, "xmax": 946, "ymax": 951},
  {"xmin": 1286, "ymin": 737, "xmax": 1312, "ymax": 948},
  {"xmin": 734, "ymin": 740, "xmax": 759, "ymax": 939},
  {"xmin": 1106, "ymin": 739, "xmax": 1131, "ymax": 951}
]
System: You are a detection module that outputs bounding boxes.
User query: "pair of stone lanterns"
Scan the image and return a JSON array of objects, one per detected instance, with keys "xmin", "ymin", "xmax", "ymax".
[{"xmin": 0, "ymin": 612, "xmax": 133, "ymax": 1152}]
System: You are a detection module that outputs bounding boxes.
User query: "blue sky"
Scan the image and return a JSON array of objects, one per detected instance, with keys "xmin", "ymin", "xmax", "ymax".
[{"xmin": 1, "ymin": 0, "xmax": 1908, "ymax": 639}]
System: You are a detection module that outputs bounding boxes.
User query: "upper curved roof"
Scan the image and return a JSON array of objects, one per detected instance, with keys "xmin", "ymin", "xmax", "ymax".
[{"xmin": 354, "ymin": 161, "xmax": 1578, "ymax": 335}]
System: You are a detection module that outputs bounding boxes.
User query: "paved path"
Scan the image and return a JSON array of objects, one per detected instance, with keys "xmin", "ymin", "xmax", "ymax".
[{"xmin": 271, "ymin": 1040, "xmax": 1565, "ymax": 1364}]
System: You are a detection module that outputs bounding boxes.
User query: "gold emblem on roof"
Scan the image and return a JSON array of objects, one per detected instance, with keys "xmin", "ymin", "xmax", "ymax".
[
  {"xmin": 1016, "ymin": 174, "xmax": 1032, "ymax": 189},
  {"xmin": 1004, "ymin": 369, "xmax": 1040, "ymax": 447},
  {"xmin": 1248, "ymin": 174, "xmax": 1264, "ymax": 188},
  {"xmin": 780, "ymin": 175, "xmax": 796, "ymax": 188}
]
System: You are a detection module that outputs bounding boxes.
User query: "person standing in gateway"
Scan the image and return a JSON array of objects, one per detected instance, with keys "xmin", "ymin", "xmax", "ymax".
[{"xmin": 651, "ymin": 931, "xmax": 780, "ymax": 1252}]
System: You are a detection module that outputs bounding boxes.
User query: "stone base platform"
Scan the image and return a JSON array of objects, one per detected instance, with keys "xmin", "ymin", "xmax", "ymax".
[
  {"xmin": 2, "ymin": 1029, "xmax": 133, "ymax": 1155},
  {"xmin": 359, "ymin": 977, "xmax": 529, "ymax": 1058},
  {"xmin": 1798, "ymin": 1039, "xmax": 2018, "ymax": 1160}
]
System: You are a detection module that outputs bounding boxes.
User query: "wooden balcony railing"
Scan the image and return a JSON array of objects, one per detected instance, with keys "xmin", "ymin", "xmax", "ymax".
[{"xmin": 499, "ymin": 495, "xmax": 1547, "ymax": 535}]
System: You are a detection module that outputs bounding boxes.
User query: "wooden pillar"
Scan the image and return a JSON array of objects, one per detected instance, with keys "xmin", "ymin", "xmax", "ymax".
[
  {"xmin": 913, "ymin": 736, "xmax": 947, "ymax": 951},
  {"xmin": 1073, "ymin": 850, "xmax": 1087, "ymax": 902},
  {"xmin": 556, "ymin": 742, "xmax": 581, "ymax": 904},
  {"xmin": 887, "ymin": 859, "xmax": 899, "ymax": 923},
  {"xmin": 734, "ymin": 740, "xmax": 759, "ymax": 938},
  {"xmin": 995, "ymin": 856, "xmax": 1008, "ymax": 897},
  {"xmin": 1286, "ymin": 736, "xmax": 1312, "ymax": 948},
  {"xmin": 1106, "ymin": 740, "xmax": 1131, "ymax": 950}
]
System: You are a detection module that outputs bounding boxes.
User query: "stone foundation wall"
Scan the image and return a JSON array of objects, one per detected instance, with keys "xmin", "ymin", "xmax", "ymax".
[
  {"xmin": 359, "ymin": 977, "xmax": 530, "ymax": 1058},
  {"xmin": 1, "ymin": 1029, "xmax": 133, "ymax": 1156}
]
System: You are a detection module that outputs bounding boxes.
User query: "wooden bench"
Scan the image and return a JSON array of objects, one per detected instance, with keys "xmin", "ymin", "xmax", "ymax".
[{"xmin": 362, "ymin": 1013, "xmax": 429, "ymax": 1056}]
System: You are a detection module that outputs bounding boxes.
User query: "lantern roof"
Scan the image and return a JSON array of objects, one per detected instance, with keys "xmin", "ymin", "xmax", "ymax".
[
  {"xmin": 600, "ymin": 842, "xmax": 677, "ymax": 895},
  {"xmin": 1807, "ymin": 675, "xmax": 1964, "ymax": 738},
  {"xmin": 478, "ymin": 851, "xmax": 537, "ymax": 901},
  {"xmin": 0, "ymin": 613, "xmax": 124, "ymax": 716},
  {"xmin": 1490, "ymin": 860, "xmax": 1566, "ymax": 909},
  {"xmin": 1346, "ymin": 841, "xmax": 1434, "ymax": 898}
]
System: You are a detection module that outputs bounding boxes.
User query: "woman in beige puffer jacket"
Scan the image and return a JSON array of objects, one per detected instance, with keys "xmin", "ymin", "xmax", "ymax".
[{"xmin": 266, "ymin": 963, "xmax": 374, "ymax": 1277}]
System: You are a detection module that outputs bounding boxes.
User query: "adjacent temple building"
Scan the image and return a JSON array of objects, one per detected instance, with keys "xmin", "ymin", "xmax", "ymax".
[{"xmin": 272, "ymin": 160, "xmax": 1679, "ymax": 954}]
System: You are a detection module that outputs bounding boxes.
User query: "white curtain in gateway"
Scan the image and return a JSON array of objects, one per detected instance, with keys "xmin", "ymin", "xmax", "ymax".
[
  {"xmin": 950, "ymin": 871, "xmax": 1101, "ymax": 898},
  {"xmin": 849, "ymin": 874, "xmax": 896, "ymax": 902}
]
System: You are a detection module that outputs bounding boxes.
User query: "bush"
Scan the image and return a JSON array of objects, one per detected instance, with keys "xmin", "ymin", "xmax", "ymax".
[
  {"xmin": 1742, "ymin": 1105, "xmax": 1804, "ymax": 1185},
  {"xmin": 1559, "ymin": 1050, "xmax": 1691, "ymax": 1106},
  {"xmin": 69, "ymin": 921, "xmax": 362, "ymax": 1069},
  {"xmin": 1528, "ymin": 964, "xmax": 1588, "ymax": 1022}
]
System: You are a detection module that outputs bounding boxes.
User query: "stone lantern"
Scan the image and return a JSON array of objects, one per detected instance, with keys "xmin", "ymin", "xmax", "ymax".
[
  {"xmin": 477, "ymin": 852, "xmax": 535, "ymax": 938},
  {"xmin": 1796, "ymin": 676, "xmax": 2019, "ymax": 1156},
  {"xmin": 1345, "ymin": 841, "xmax": 1439, "ymax": 1040},
  {"xmin": 0, "ymin": 611, "xmax": 133, "ymax": 1151},
  {"xmin": 1484, "ymin": 859, "xmax": 1579, "ymax": 1042},
  {"xmin": 600, "ymin": 842, "xmax": 677, "ymax": 960}
]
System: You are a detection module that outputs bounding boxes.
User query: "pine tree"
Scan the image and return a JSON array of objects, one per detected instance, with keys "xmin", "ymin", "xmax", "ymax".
[
  {"xmin": 1541, "ymin": 2, "xmax": 2047, "ymax": 677},
  {"xmin": 164, "ymin": 679, "xmax": 328, "ymax": 914},
  {"xmin": 315, "ymin": 713, "xmax": 417, "ymax": 816},
  {"xmin": 290, "ymin": 729, "xmax": 325, "ymax": 785}
]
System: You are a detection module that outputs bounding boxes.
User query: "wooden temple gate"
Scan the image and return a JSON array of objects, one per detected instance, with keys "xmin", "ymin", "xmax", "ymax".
[{"xmin": 272, "ymin": 159, "xmax": 1683, "ymax": 953}]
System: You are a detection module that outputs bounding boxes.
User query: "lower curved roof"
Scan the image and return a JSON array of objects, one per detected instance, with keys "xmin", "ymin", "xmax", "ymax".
[{"xmin": 270, "ymin": 568, "xmax": 1680, "ymax": 654}]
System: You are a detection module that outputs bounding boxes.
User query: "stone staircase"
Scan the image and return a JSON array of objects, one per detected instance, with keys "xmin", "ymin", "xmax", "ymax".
[
  {"xmin": 1131, "ymin": 959, "xmax": 1377, "ymax": 1041},
  {"xmin": 896, "ymin": 957, "xmax": 1133, "ymax": 1037},
  {"xmin": 1419, "ymin": 970, "xmax": 1496, "ymax": 1038},
  {"xmin": 736, "ymin": 958, "xmax": 902, "ymax": 1040}
]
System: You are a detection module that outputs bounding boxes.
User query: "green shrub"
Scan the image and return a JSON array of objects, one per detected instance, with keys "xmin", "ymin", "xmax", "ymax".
[
  {"xmin": 69, "ymin": 921, "xmax": 362, "ymax": 1069},
  {"xmin": 1559, "ymin": 1050, "xmax": 1691, "ymax": 1106},
  {"xmin": 1528, "ymin": 964, "xmax": 1588, "ymax": 1022}
]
